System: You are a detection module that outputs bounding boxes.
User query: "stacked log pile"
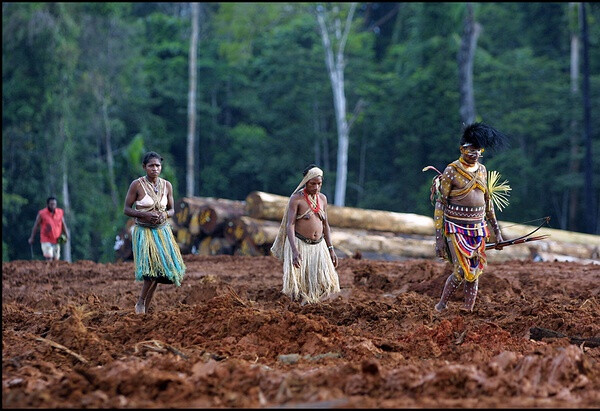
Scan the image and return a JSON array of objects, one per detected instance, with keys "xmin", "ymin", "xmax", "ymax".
[
  {"xmin": 115, "ymin": 191, "xmax": 600, "ymax": 264},
  {"xmin": 171, "ymin": 197, "xmax": 246, "ymax": 255}
]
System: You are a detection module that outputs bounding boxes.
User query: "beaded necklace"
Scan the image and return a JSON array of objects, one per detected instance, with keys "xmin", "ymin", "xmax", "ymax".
[
  {"xmin": 146, "ymin": 176, "xmax": 160, "ymax": 194},
  {"xmin": 303, "ymin": 188, "xmax": 320, "ymax": 213}
]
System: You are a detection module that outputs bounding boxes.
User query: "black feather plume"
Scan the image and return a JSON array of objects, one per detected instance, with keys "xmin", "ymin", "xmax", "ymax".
[{"xmin": 460, "ymin": 122, "xmax": 509, "ymax": 151}]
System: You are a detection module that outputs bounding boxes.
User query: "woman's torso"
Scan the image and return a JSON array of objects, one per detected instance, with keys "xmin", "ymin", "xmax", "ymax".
[
  {"xmin": 135, "ymin": 177, "xmax": 168, "ymax": 211},
  {"xmin": 294, "ymin": 192, "xmax": 325, "ymax": 240}
]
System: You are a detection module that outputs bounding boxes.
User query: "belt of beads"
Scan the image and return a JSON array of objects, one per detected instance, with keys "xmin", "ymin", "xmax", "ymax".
[{"xmin": 445, "ymin": 204, "xmax": 485, "ymax": 220}]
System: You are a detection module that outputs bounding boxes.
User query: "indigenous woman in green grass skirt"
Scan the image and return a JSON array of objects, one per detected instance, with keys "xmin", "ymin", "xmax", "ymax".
[{"xmin": 124, "ymin": 151, "xmax": 185, "ymax": 314}]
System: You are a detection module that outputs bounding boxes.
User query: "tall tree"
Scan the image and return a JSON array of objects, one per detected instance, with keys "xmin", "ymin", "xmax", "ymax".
[
  {"xmin": 458, "ymin": 3, "xmax": 481, "ymax": 125},
  {"xmin": 567, "ymin": 2, "xmax": 581, "ymax": 230},
  {"xmin": 580, "ymin": 2, "xmax": 595, "ymax": 233},
  {"xmin": 315, "ymin": 3, "xmax": 357, "ymax": 206},
  {"xmin": 187, "ymin": 2, "xmax": 200, "ymax": 196}
]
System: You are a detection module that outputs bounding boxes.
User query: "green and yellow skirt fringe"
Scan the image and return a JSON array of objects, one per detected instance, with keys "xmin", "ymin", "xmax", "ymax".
[{"xmin": 132, "ymin": 223, "xmax": 186, "ymax": 286}]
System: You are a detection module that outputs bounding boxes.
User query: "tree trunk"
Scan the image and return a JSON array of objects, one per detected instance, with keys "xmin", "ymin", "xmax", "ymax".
[
  {"xmin": 580, "ymin": 3, "xmax": 595, "ymax": 233},
  {"xmin": 61, "ymin": 151, "xmax": 72, "ymax": 263},
  {"xmin": 458, "ymin": 3, "xmax": 481, "ymax": 125},
  {"xmin": 567, "ymin": 2, "xmax": 581, "ymax": 231},
  {"xmin": 316, "ymin": 3, "xmax": 357, "ymax": 207},
  {"xmin": 187, "ymin": 2, "xmax": 199, "ymax": 197},
  {"xmin": 101, "ymin": 98, "xmax": 118, "ymax": 208}
]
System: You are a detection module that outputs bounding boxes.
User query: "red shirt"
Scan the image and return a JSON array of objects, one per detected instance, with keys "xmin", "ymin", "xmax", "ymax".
[{"xmin": 38, "ymin": 208, "xmax": 64, "ymax": 244}]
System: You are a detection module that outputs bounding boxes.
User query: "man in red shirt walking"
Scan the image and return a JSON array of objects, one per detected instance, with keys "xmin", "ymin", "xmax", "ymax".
[{"xmin": 28, "ymin": 196, "xmax": 70, "ymax": 261}]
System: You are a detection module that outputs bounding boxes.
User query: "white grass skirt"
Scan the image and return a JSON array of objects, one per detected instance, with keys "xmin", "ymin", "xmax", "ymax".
[{"xmin": 282, "ymin": 236, "xmax": 340, "ymax": 304}]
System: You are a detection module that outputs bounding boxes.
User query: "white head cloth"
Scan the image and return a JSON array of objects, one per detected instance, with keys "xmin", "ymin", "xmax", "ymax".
[{"xmin": 270, "ymin": 167, "xmax": 323, "ymax": 261}]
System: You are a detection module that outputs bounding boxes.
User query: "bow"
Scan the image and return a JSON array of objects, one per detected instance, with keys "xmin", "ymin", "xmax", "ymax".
[{"xmin": 486, "ymin": 216, "xmax": 551, "ymax": 250}]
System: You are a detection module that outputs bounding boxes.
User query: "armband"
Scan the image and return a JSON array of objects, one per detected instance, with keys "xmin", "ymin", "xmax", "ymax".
[{"xmin": 434, "ymin": 208, "xmax": 444, "ymax": 230}]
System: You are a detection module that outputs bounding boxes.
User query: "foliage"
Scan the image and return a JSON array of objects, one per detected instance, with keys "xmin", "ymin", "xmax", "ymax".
[{"xmin": 2, "ymin": 2, "xmax": 599, "ymax": 261}]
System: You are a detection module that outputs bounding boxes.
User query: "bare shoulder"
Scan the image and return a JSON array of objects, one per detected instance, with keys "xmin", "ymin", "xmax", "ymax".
[
  {"xmin": 443, "ymin": 165, "xmax": 455, "ymax": 176},
  {"xmin": 290, "ymin": 191, "xmax": 302, "ymax": 204},
  {"xmin": 318, "ymin": 192, "xmax": 328, "ymax": 205},
  {"xmin": 129, "ymin": 178, "xmax": 141, "ymax": 190}
]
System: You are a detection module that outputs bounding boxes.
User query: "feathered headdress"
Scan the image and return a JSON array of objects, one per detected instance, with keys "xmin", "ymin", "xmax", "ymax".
[{"xmin": 460, "ymin": 122, "xmax": 509, "ymax": 150}]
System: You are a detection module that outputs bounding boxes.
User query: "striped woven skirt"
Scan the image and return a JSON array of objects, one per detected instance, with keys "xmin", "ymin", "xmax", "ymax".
[
  {"xmin": 444, "ymin": 218, "xmax": 489, "ymax": 282},
  {"xmin": 132, "ymin": 223, "xmax": 186, "ymax": 286}
]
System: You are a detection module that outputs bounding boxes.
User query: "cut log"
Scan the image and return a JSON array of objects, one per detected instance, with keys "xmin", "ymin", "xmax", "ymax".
[
  {"xmin": 194, "ymin": 236, "xmax": 235, "ymax": 256},
  {"xmin": 174, "ymin": 197, "xmax": 245, "ymax": 235},
  {"xmin": 246, "ymin": 191, "xmax": 435, "ymax": 235},
  {"xmin": 223, "ymin": 216, "xmax": 249, "ymax": 244},
  {"xmin": 329, "ymin": 230, "xmax": 435, "ymax": 259},
  {"xmin": 173, "ymin": 197, "xmax": 215, "ymax": 228},
  {"xmin": 234, "ymin": 237, "xmax": 264, "ymax": 256},
  {"xmin": 197, "ymin": 200, "xmax": 246, "ymax": 235},
  {"xmin": 208, "ymin": 237, "xmax": 235, "ymax": 255},
  {"xmin": 224, "ymin": 216, "xmax": 280, "ymax": 246},
  {"xmin": 223, "ymin": 219, "xmax": 241, "ymax": 244},
  {"xmin": 197, "ymin": 236, "xmax": 213, "ymax": 256},
  {"xmin": 175, "ymin": 227, "xmax": 195, "ymax": 255},
  {"xmin": 245, "ymin": 191, "xmax": 288, "ymax": 222},
  {"xmin": 251, "ymin": 221, "xmax": 280, "ymax": 246}
]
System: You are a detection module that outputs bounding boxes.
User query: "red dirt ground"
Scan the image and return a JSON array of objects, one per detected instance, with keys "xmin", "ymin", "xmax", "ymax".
[{"xmin": 2, "ymin": 255, "xmax": 600, "ymax": 408}]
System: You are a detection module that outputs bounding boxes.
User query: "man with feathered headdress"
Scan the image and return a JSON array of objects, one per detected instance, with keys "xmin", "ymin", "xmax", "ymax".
[
  {"xmin": 271, "ymin": 164, "xmax": 340, "ymax": 305},
  {"xmin": 428, "ymin": 122, "xmax": 510, "ymax": 312}
]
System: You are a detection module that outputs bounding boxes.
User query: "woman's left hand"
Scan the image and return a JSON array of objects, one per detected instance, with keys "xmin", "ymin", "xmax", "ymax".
[{"xmin": 329, "ymin": 248, "xmax": 338, "ymax": 268}]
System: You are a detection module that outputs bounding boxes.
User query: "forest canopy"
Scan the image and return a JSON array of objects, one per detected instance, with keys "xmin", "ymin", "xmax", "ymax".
[{"xmin": 3, "ymin": 2, "xmax": 599, "ymax": 262}]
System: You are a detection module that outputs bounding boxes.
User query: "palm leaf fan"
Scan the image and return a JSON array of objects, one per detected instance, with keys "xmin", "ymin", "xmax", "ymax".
[{"xmin": 487, "ymin": 170, "xmax": 511, "ymax": 212}]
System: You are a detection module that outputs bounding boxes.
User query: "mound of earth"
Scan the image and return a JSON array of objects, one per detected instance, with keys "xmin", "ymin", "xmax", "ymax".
[{"xmin": 2, "ymin": 255, "xmax": 599, "ymax": 408}]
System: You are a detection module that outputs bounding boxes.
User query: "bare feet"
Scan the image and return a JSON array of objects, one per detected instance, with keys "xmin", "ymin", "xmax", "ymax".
[{"xmin": 135, "ymin": 301, "xmax": 145, "ymax": 314}]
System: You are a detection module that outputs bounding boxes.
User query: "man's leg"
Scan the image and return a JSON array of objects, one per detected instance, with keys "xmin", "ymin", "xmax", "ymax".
[
  {"xmin": 435, "ymin": 236, "xmax": 463, "ymax": 312},
  {"xmin": 462, "ymin": 278, "xmax": 479, "ymax": 312},
  {"xmin": 41, "ymin": 243, "xmax": 54, "ymax": 261},
  {"xmin": 135, "ymin": 279, "xmax": 153, "ymax": 314},
  {"xmin": 143, "ymin": 280, "xmax": 159, "ymax": 313},
  {"xmin": 435, "ymin": 273, "xmax": 462, "ymax": 311}
]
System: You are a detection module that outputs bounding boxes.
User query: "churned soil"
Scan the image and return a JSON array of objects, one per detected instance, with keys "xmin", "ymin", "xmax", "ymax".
[{"xmin": 2, "ymin": 255, "xmax": 600, "ymax": 408}]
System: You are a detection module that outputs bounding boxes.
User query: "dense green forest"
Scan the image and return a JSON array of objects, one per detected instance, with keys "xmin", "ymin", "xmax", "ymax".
[{"xmin": 3, "ymin": 2, "xmax": 599, "ymax": 262}]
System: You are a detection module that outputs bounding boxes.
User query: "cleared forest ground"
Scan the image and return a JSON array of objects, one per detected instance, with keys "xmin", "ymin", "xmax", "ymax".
[{"xmin": 2, "ymin": 255, "xmax": 600, "ymax": 408}]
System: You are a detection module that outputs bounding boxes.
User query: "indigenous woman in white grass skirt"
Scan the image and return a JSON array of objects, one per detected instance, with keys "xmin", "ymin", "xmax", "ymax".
[
  {"xmin": 124, "ymin": 151, "xmax": 185, "ymax": 314},
  {"xmin": 271, "ymin": 164, "xmax": 340, "ymax": 305}
]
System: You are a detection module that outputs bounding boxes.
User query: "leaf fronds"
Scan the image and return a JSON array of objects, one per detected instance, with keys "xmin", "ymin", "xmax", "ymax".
[{"xmin": 488, "ymin": 170, "xmax": 511, "ymax": 212}]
